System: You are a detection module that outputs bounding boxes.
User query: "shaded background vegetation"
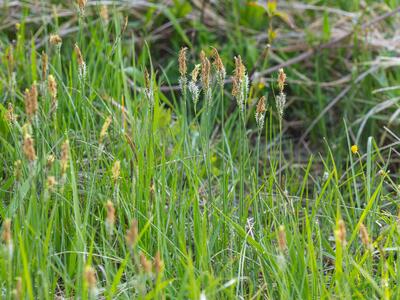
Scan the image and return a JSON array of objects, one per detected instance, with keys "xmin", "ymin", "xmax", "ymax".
[{"xmin": 1, "ymin": 0, "xmax": 399, "ymax": 157}]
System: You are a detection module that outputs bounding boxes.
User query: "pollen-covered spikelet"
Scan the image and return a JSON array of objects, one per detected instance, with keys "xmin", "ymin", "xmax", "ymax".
[
  {"xmin": 277, "ymin": 225, "xmax": 287, "ymax": 252},
  {"xmin": 153, "ymin": 251, "xmax": 164, "ymax": 275},
  {"xmin": 359, "ymin": 223, "xmax": 373, "ymax": 251},
  {"xmin": 276, "ymin": 68, "xmax": 287, "ymax": 118},
  {"xmin": 105, "ymin": 201, "xmax": 115, "ymax": 234},
  {"xmin": 255, "ymin": 96, "xmax": 266, "ymax": 129},
  {"xmin": 23, "ymin": 133, "xmax": 37, "ymax": 162},
  {"xmin": 74, "ymin": 44, "xmax": 86, "ymax": 80},
  {"xmin": 277, "ymin": 68, "xmax": 286, "ymax": 93},
  {"xmin": 335, "ymin": 219, "xmax": 347, "ymax": 247},
  {"xmin": 178, "ymin": 47, "xmax": 188, "ymax": 93},
  {"xmin": 47, "ymin": 154, "xmax": 55, "ymax": 169},
  {"xmin": 111, "ymin": 160, "xmax": 121, "ymax": 182},
  {"xmin": 100, "ymin": 5, "xmax": 109, "ymax": 23},
  {"xmin": 41, "ymin": 51, "xmax": 48, "ymax": 80},
  {"xmin": 84, "ymin": 265, "xmax": 97, "ymax": 295},
  {"xmin": 13, "ymin": 277, "xmax": 22, "ymax": 300},
  {"xmin": 99, "ymin": 116, "xmax": 112, "ymax": 144},
  {"xmin": 126, "ymin": 219, "xmax": 138, "ymax": 248},
  {"xmin": 48, "ymin": 74, "xmax": 58, "ymax": 113},
  {"xmin": 48, "ymin": 75, "xmax": 57, "ymax": 99},
  {"xmin": 2, "ymin": 219, "xmax": 13, "ymax": 257},
  {"xmin": 143, "ymin": 68, "xmax": 154, "ymax": 107},
  {"xmin": 232, "ymin": 55, "xmax": 248, "ymax": 111},
  {"xmin": 24, "ymin": 83, "xmax": 38, "ymax": 119},
  {"xmin": 140, "ymin": 253, "xmax": 152, "ymax": 274},
  {"xmin": 77, "ymin": 0, "xmax": 87, "ymax": 15},
  {"xmin": 47, "ymin": 176, "xmax": 57, "ymax": 191},
  {"xmin": 188, "ymin": 64, "xmax": 201, "ymax": 106},
  {"xmin": 200, "ymin": 50, "xmax": 211, "ymax": 102},
  {"xmin": 211, "ymin": 47, "xmax": 226, "ymax": 87},
  {"xmin": 60, "ymin": 140, "xmax": 69, "ymax": 176},
  {"xmin": 49, "ymin": 34, "xmax": 62, "ymax": 46},
  {"xmin": 14, "ymin": 160, "xmax": 22, "ymax": 180},
  {"xmin": 6, "ymin": 102, "xmax": 17, "ymax": 123}
]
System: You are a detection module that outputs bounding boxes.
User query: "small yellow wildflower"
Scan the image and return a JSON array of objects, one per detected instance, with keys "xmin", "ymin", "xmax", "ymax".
[{"xmin": 351, "ymin": 145, "xmax": 358, "ymax": 154}]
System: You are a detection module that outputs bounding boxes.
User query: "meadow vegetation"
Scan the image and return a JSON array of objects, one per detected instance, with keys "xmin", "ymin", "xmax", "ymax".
[{"xmin": 1, "ymin": 1, "xmax": 400, "ymax": 299}]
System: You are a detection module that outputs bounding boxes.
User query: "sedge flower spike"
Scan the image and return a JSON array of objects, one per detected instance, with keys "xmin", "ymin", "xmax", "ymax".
[
  {"xmin": 50, "ymin": 34, "xmax": 62, "ymax": 46},
  {"xmin": 278, "ymin": 225, "xmax": 287, "ymax": 253},
  {"xmin": 74, "ymin": 44, "xmax": 86, "ymax": 80},
  {"xmin": 335, "ymin": 219, "xmax": 347, "ymax": 247},
  {"xmin": 188, "ymin": 64, "xmax": 201, "ymax": 106},
  {"xmin": 255, "ymin": 96, "xmax": 266, "ymax": 130},
  {"xmin": 200, "ymin": 50, "xmax": 212, "ymax": 104},
  {"xmin": 232, "ymin": 55, "xmax": 248, "ymax": 112},
  {"xmin": 105, "ymin": 201, "xmax": 115, "ymax": 234},
  {"xmin": 212, "ymin": 47, "xmax": 226, "ymax": 88},
  {"xmin": 276, "ymin": 68, "xmax": 287, "ymax": 119},
  {"xmin": 178, "ymin": 47, "xmax": 188, "ymax": 94},
  {"xmin": 2, "ymin": 219, "xmax": 13, "ymax": 257},
  {"xmin": 24, "ymin": 83, "xmax": 38, "ymax": 119}
]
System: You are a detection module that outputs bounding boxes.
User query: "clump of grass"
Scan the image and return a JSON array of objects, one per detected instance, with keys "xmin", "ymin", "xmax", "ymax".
[{"xmin": 1, "ymin": 3, "xmax": 400, "ymax": 299}]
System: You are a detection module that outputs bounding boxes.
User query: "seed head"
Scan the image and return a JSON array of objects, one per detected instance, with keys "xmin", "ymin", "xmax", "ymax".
[
  {"xmin": 140, "ymin": 253, "xmax": 152, "ymax": 273},
  {"xmin": 23, "ymin": 134, "xmax": 37, "ymax": 162},
  {"xmin": 335, "ymin": 219, "xmax": 347, "ymax": 247},
  {"xmin": 60, "ymin": 140, "xmax": 70, "ymax": 175},
  {"xmin": 277, "ymin": 225, "xmax": 287, "ymax": 252},
  {"xmin": 189, "ymin": 64, "xmax": 201, "ymax": 106},
  {"xmin": 200, "ymin": 50, "xmax": 211, "ymax": 92},
  {"xmin": 74, "ymin": 44, "xmax": 86, "ymax": 79},
  {"xmin": 351, "ymin": 145, "xmax": 358, "ymax": 154},
  {"xmin": 211, "ymin": 47, "xmax": 226, "ymax": 87},
  {"xmin": 126, "ymin": 219, "xmax": 138, "ymax": 248},
  {"xmin": 276, "ymin": 92, "xmax": 286, "ymax": 119},
  {"xmin": 48, "ymin": 74, "xmax": 57, "ymax": 100},
  {"xmin": 143, "ymin": 68, "xmax": 154, "ymax": 106},
  {"xmin": 153, "ymin": 251, "xmax": 164, "ymax": 275},
  {"xmin": 111, "ymin": 160, "xmax": 121, "ymax": 182},
  {"xmin": 14, "ymin": 160, "xmax": 22, "ymax": 180},
  {"xmin": 277, "ymin": 68, "xmax": 286, "ymax": 93},
  {"xmin": 178, "ymin": 47, "xmax": 188, "ymax": 78},
  {"xmin": 41, "ymin": 51, "xmax": 48, "ymax": 80},
  {"xmin": 191, "ymin": 64, "xmax": 201, "ymax": 83},
  {"xmin": 24, "ymin": 83, "xmax": 38, "ymax": 119},
  {"xmin": 49, "ymin": 34, "xmax": 62, "ymax": 46},
  {"xmin": 106, "ymin": 201, "xmax": 115, "ymax": 233},
  {"xmin": 2, "ymin": 219, "xmax": 11, "ymax": 245},
  {"xmin": 232, "ymin": 56, "xmax": 248, "ymax": 111},
  {"xmin": 99, "ymin": 116, "xmax": 112, "ymax": 144},
  {"xmin": 6, "ymin": 103, "xmax": 17, "ymax": 123},
  {"xmin": 47, "ymin": 176, "xmax": 57, "ymax": 190},
  {"xmin": 47, "ymin": 154, "xmax": 55, "ymax": 169},
  {"xmin": 13, "ymin": 277, "xmax": 22, "ymax": 300},
  {"xmin": 84, "ymin": 265, "xmax": 97, "ymax": 292},
  {"xmin": 77, "ymin": 0, "xmax": 87, "ymax": 14},
  {"xmin": 100, "ymin": 5, "xmax": 109, "ymax": 23},
  {"xmin": 359, "ymin": 223, "xmax": 372, "ymax": 250},
  {"xmin": 255, "ymin": 96, "xmax": 266, "ymax": 129}
]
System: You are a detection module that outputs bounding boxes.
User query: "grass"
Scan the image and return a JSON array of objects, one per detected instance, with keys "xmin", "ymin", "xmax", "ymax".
[{"xmin": 1, "ymin": 1, "xmax": 400, "ymax": 299}]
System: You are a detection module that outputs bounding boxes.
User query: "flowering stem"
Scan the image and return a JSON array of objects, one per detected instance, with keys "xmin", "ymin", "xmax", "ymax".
[{"xmin": 239, "ymin": 109, "xmax": 245, "ymax": 224}]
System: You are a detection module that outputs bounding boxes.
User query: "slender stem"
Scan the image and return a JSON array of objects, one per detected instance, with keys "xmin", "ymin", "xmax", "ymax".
[
  {"xmin": 220, "ymin": 85, "xmax": 227, "ymax": 251},
  {"xmin": 239, "ymin": 110, "xmax": 245, "ymax": 224},
  {"xmin": 279, "ymin": 117, "xmax": 283, "ymax": 186}
]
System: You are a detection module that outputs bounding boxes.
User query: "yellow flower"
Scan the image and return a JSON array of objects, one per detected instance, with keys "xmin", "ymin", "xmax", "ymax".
[{"xmin": 351, "ymin": 145, "xmax": 358, "ymax": 154}]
